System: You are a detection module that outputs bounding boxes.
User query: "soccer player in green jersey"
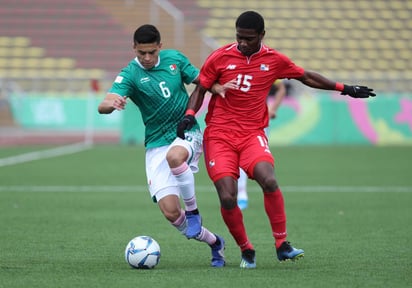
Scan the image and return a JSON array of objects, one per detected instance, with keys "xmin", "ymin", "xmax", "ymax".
[{"xmin": 98, "ymin": 24, "xmax": 225, "ymax": 267}]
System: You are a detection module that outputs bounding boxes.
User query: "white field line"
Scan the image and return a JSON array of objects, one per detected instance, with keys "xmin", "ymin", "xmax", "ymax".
[
  {"xmin": 0, "ymin": 142, "xmax": 93, "ymax": 167},
  {"xmin": 0, "ymin": 185, "xmax": 411, "ymax": 193}
]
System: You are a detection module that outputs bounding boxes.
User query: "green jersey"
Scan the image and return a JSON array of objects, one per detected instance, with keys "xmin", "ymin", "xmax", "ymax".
[{"xmin": 109, "ymin": 49, "xmax": 199, "ymax": 148}]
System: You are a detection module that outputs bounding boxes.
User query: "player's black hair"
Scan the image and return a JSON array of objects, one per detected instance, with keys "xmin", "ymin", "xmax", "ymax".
[
  {"xmin": 134, "ymin": 24, "xmax": 161, "ymax": 44},
  {"xmin": 235, "ymin": 11, "xmax": 265, "ymax": 34}
]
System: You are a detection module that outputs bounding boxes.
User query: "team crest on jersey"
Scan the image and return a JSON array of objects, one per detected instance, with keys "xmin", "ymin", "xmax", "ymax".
[
  {"xmin": 169, "ymin": 64, "xmax": 178, "ymax": 75},
  {"xmin": 209, "ymin": 159, "xmax": 215, "ymax": 167},
  {"xmin": 260, "ymin": 64, "xmax": 269, "ymax": 71}
]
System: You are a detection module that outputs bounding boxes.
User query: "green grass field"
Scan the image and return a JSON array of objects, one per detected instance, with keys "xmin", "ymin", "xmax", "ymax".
[{"xmin": 1, "ymin": 145, "xmax": 411, "ymax": 288}]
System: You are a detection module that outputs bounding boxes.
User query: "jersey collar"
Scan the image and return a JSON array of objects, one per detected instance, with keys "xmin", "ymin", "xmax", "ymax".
[
  {"xmin": 235, "ymin": 43, "xmax": 263, "ymax": 61},
  {"xmin": 134, "ymin": 56, "xmax": 161, "ymax": 70}
]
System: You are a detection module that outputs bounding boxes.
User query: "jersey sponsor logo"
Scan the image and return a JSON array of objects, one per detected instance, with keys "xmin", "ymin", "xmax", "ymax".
[
  {"xmin": 140, "ymin": 77, "xmax": 150, "ymax": 83},
  {"xmin": 226, "ymin": 64, "xmax": 237, "ymax": 70},
  {"xmin": 115, "ymin": 76, "xmax": 123, "ymax": 83},
  {"xmin": 260, "ymin": 64, "xmax": 269, "ymax": 71}
]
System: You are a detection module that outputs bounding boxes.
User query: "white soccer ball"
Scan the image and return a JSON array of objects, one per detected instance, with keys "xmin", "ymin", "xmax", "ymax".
[{"xmin": 125, "ymin": 236, "xmax": 161, "ymax": 269}]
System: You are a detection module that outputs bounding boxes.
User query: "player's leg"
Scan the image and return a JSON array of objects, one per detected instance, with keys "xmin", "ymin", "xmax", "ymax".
[
  {"xmin": 251, "ymin": 162, "xmax": 304, "ymax": 261},
  {"xmin": 146, "ymin": 145, "xmax": 188, "ymax": 231},
  {"xmin": 195, "ymin": 226, "xmax": 225, "ymax": 267},
  {"xmin": 155, "ymin": 189, "xmax": 225, "ymax": 267},
  {"xmin": 156, "ymin": 192, "xmax": 187, "ymax": 233},
  {"xmin": 166, "ymin": 145, "xmax": 201, "ymax": 238},
  {"xmin": 203, "ymin": 127, "xmax": 254, "ymax": 268},
  {"xmin": 214, "ymin": 176, "xmax": 256, "ymax": 268},
  {"xmin": 147, "ymin": 147, "xmax": 225, "ymax": 267},
  {"xmin": 237, "ymin": 168, "xmax": 248, "ymax": 210},
  {"xmin": 242, "ymin": 130, "xmax": 303, "ymax": 262},
  {"xmin": 166, "ymin": 128, "xmax": 203, "ymax": 238}
]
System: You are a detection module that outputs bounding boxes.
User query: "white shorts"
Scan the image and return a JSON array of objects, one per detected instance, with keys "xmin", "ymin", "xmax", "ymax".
[{"xmin": 145, "ymin": 129, "xmax": 203, "ymax": 202}]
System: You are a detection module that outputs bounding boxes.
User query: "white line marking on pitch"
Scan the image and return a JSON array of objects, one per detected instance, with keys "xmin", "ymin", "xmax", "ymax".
[
  {"xmin": 0, "ymin": 185, "xmax": 411, "ymax": 193},
  {"xmin": 0, "ymin": 143, "xmax": 92, "ymax": 167}
]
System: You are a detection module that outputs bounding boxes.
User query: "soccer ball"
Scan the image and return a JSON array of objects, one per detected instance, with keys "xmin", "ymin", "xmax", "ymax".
[{"xmin": 125, "ymin": 236, "xmax": 161, "ymax": 269}]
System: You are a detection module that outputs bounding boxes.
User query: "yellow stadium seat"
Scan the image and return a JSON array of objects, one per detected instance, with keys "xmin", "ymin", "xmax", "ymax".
[
  {"xmin": 12, "ymin": 37, "xmax": 31, "ymax": 47},
  {"xmin": 0, "ymin": 37, "xmax": 30, "ymax": 47},
  {"xmin": 399, "ymin": 49, "xmax": 410, "ymax": 60}
]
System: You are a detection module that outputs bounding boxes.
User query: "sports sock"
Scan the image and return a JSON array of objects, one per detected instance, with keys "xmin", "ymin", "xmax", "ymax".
[
  {"xmin": 171, "ymin": 162, "xmax": 198, "ymax": 211},
  {"xmin": 195, "ymin": 227, "xmax": 217, "ymax": 245},
  {"xmin": 263, "ymin": 188, "xmax": 287, "ymax": 248},
  {"xmin": 221, "ymin": 206, "xmax": 253, "ymax": 251},
  {"xmin": 171, "ymin": 209, "xmax": 187, "ymax": 235}
]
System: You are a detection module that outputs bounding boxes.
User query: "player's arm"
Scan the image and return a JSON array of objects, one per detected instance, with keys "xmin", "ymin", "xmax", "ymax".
[
  {"xmin": 176, "ymin": 81, "xmax": 208, "ymax": 139},
  {"xmin": 296, "ymin": 70, "xmax": 376, "ymax": 98},
  {"xmin": 268, "ymin": 81, "xmax": 286, "ymax": 119},
  {"xmin": 183, "ymin": 74, "xmax": 232, "ymax": 113},
  {"xmin": 188, "ymin": 83, "xmax": 208, "ymax": 112},
  {"xmin": 185, "ymin": 76, "xmax": 209, "ymax": 112},
  {"xmin": 176, "ymin": 56, "xmax": 221, "ymax": 139},
  {"xmin": 98, "ymin": 93, "xmax": 127, "ymax": 114},
  {"xmin": 176, "ymin": 79, "xmax": 238, "ymax": 139}
]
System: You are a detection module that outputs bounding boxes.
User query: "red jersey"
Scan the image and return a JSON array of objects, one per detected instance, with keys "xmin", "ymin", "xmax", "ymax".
[{"xmin": 200, "ymin": 43, "xmax": 304, "ymax": 131}]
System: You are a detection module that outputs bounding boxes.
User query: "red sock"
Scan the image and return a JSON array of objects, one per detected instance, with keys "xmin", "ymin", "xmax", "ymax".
[
  {"xmin": 263, "ymin": 188, "xmax": 287, "ymax": 249},
  {"xmin": 220, "ymin": 206, "xmax": 254, "ymax": 251}
]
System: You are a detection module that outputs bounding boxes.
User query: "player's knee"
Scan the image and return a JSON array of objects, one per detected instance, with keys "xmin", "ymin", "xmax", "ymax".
[
  {"xmin": 215, "ymin": 178, "xmax": 237, "ymax": 209},
  {"xmin": 221, "ymin": 199, "xmax": 237, "ymax": 209},
  {"xmin": 260, "ymin": 176, "xmax": 278, "ymax": 192},
  {"xmin": 166, "ymin": 147, "xmax": 188, "ymax": 167},
  {"xmin": 219, "ymin": 194, "xmax": 237, "ymax": 209}
]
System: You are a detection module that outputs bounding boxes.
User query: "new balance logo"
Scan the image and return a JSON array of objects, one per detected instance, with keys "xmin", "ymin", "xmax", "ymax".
[{"xmin": 226, "ymin": 64, "xmax": 236, "ymax": 70}]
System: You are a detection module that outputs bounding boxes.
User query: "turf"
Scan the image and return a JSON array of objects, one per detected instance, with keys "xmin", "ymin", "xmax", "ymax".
[{"xmin": 0, "ymin": 145, "xmax": 411, "ymax": 288}]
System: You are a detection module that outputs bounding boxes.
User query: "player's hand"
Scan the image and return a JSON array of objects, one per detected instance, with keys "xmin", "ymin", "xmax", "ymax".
[
  {"xmin": 176, "ymin": 115, "xmax": 197, "ymax": 139},
  {"xmin": 269, "ymin": 111, "xmax": 277, "ymax": 119},
  {"xmin": 212, "ymin": 79, "xmax": 238, "ymax": 98},
  {"xmin": 341, "ymin": 85, "xmax": 376, "ymax": 98},
  {"xmin": 113, "ymin": 96, "xmax": 127, "ymax": 110}
]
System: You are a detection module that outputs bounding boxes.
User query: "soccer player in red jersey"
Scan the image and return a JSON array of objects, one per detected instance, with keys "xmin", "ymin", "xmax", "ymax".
[{"xmin": 177, "ymin": 11, "xmax": 375, "ymax": 268}]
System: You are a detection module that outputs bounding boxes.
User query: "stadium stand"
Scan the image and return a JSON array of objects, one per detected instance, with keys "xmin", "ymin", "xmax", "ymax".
[
  {"xmin": 1, "ymin": 0, "xmax": 410, "ymax": 94},
  {"xmin": 170, "ymin": 0, "xmax": 412, "ymax": 93},
  {"xmin": 0, "ymin": 0, "xmax": 132, "ymax": 92},
  {"xmin": 0, "ymin": 0, "xmax": 212, "ymax": 93},
  {"xmin": 0, "ymin": 0, "xmax": 212, "ymax": 132},
  {"xmin": 0, "ymin": 1, "xmax": 409, "ymax": 144},
  {"xmin": 95, "ymin": 0, "xmax": 211, "ymax": 69}
]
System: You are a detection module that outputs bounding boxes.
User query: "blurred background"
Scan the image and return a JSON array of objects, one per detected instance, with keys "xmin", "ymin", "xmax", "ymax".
[{"xmin": 0, "ymin": 0, "xmax": 411, "ymax": 147}]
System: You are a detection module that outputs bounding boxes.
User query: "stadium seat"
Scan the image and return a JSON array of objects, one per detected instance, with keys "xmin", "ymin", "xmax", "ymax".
[
  {"xmin": 0, "ymin": 0, "xmax": 134, "ymax": 93},
  {"xmin": 183, "ymin": 0, "xmax": 411, "ymax": 92},
  {"xmin": 1, "ymin": 0, "xmax": 410, "ymax": 93}
]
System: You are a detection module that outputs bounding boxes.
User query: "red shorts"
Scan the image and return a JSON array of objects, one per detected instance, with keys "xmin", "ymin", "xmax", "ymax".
[{"xmin": 203, "ymin": 127, "xmax": 274, "ymax": 182}]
